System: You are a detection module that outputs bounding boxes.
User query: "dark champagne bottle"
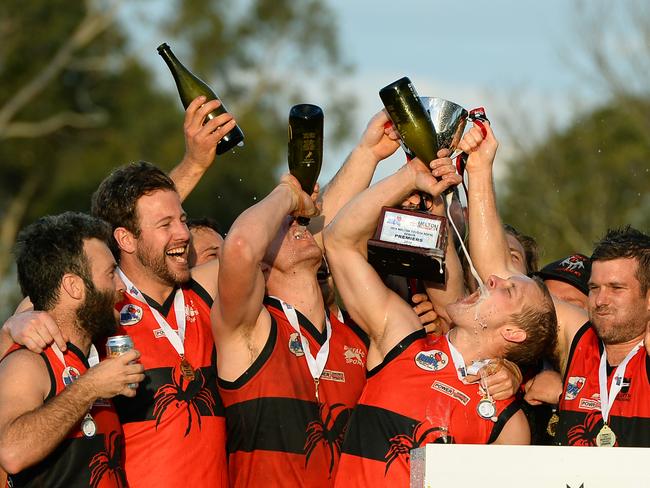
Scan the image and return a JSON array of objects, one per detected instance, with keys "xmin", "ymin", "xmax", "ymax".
[
  {"xmin": 288, "ymin": 104, "xmax": 324, "ymax": 226},
  {"xmin": 379, "ymin": 77, "xmax": 438, "ymax": 164},
  {"xmin": 157, "ymin": 42, "xmax": 244, "ymax": 155}
]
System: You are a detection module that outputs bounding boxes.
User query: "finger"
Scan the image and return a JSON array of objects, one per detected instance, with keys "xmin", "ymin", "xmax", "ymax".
[
  {"xmin": 30, "ymin": 329, "xmax": 49, "ymax": 351},
  {"xmin": 436, "ymin": 148, "xmax": 451, "ymax": 158},
  {"xmin": 185, "ymin": 96, "xmax": 207, "ymax": 119},
  {"xmin": 120, "ymin": 387, "xmax": 138, "ymax": 398},
  {"xmin": 43, "ymin": 317, "xmax": 67, "ymax": 351},
  {"xmin": 202, "ymin": 111, "xmax": 234, "ymax": 133},
  {"xmin": 120, "ymin": 349, "xmax": 140, "ymax": 364},
  {"xmin": 207, "ymin": 119, "xmax": 237, "ymax": 141},
  {"xmin": 196, "ymin": 98, "xmax": 223, "ymax": 122},
  {"xmin": 127, "ymin": 373, "xmax": 146, "ymax": 384},
  {"xmin": 464, "ymin": 373, "xmax": 480, "ymax": 384},
  {"xmin": 23, "ymin": 337, "xmax": 43, "ymax": 354}
]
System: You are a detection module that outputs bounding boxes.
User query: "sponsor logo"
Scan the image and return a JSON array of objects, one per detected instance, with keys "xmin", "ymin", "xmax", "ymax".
[
  {"xmin": 62, "ymin": 366, "xmax": 81, "ymax": 386},
  {"xmin": 415, "ymin": 350, "xmax": 448, "ymax": 372},
  {"xmin": 120, "ymin": 304, "xmax": 143, "ymax": 326},
  {"xmin": 578, "ymin": 395, "xmax": 601, "ymax": 411},
  {"xmin": 564, "ymin": 376, "xmax": 586, "ymax": 400},
  {"xmin": 153, "ymin": 328, "xmax": 166, "ymax": 339},
  {"xmin": 431, "ymin": 380, "xmax": 470, "ymax": 405},
  {"xmin": 559, "ymin": 255, "xmax": 586, "ymax": 272},
  {"xmin": 321, "ymin": 369, "xmax": 346, "ymax": 383},
  {"xmin": 344, "ymin": 345, "xmax": 365, "ymax": 367},
  {"xmin": 288, "ymin": 332, "xmax": 304, "ymax": 357}
]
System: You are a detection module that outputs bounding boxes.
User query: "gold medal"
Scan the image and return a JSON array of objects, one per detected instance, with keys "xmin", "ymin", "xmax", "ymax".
[
  {"xmin": 546, "ymin": 412, "xmax": 559, "ymax": 437},
  {"xmin": 180, "ymin": 357, "xmax": 195, "ymax": 381},
  {"xmin": 595, "ymin": 424, "xmax": 616, "ymax": 447}
]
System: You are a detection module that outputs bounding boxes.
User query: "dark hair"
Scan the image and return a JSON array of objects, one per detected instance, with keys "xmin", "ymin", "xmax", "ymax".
[
  {"xmin": 591, "ymin": 225, "xmax": 650, "ymax": 295},
  {"xmin": 187, "ymin": 217, "xmax": 223, "ymax": 236},
  {"xmin": 14, "ymin": 212, "xmax": 111, "ymax": 311},
  {"xmin": 504, "ymin": 276, "xmax": 558, "ymax": 367},
  {"xmin": 91, "ymin": 161, "xmax": 176, "ymax": 258},
  {"xmin": 504, "ymin": 224, "xmax": 540, "ymax": 274}
]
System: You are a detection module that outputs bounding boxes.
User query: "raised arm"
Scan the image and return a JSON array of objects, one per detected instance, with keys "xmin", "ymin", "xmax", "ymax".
[
  {"xmin": 0, "ymin": 349, "xmax": 143, "ymax": 473},
  {"xmin": 213, "ymin": 174, "xmax": 318, "ymax": 378},
  {"xmin": 461, "ymin": 122, "xmax": 515, "ymax": 280},
  {"xmin": 324, "ymin": 157, "xmax": 461, "ymax": 360},
  {"xmin": 310, "ymin": 110, "xmax": 400, "ymax": 249},
  {"xmin": 169, "ymin": 96, "xmax": 237, "ymax": 201}
]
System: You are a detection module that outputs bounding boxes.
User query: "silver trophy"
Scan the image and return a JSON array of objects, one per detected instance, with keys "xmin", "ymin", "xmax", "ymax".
[{"xmin": 368, "ymin": 96, "xmax": 469, "ymax": 284}]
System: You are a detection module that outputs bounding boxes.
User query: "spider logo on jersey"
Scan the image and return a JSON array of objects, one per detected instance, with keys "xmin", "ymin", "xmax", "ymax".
[
  {"xmin": 304, "ymin": 403, "xmax": 352, "ymax": 477},
  {"xmin": 88, "ymin": 431, "xmax": 127, "ymax": 487},
  {"xmin": 385, "ymin": 421, "xmax": 453, "ymax": 474}
]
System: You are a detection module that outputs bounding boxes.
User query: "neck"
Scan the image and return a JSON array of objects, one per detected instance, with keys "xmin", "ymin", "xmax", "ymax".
[
  {"xmin": 448, "ymin": 326, "xmax": 499, "ymax": 365},
  {"xmin": 267, "ymin": 268, "xmax": 326, "ymax": 332},
  {"xmin": 604, "ymin": 335, "xmax": 644, "ymax": 366},
  {"xmin": 48, "ymin": 308, "xmax": 93, "ymax": 356},
  {"xmin": 119, "ymin": 257, "xmax": 175, "ymax": 305}
]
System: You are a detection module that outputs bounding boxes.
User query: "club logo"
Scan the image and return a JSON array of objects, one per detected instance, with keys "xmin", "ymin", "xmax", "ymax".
[
  {"xmin": 62, "ymin": 366, "xmax": 81, "ymax": 386},
  {"xmin": 564, "ymin": 376, "xmax": 586, "ymax": 400},
  {"xmin": 119, "ymin": 304, "xmax": 143, "ymax": 326},
  {"xmin": 288, "ymin": 332, "xmax": 304, "ymax": 357},
  {"xmin": 185, "ymin": 300, "xmax": 199, "ymax": 323},
  {"xmin": 415, "ymin": 350, "xmax": 448, "ymax": 372}
]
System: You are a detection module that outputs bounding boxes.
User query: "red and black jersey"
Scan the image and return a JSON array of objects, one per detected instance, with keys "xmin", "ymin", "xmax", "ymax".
[
  {"xmin": 3, "ymin": 343, "xmax": 126, "ymax": 488},
  {"xmin": 334, "ymin": 330, "xmax": 522, "ymax": 488},
  {"xmin": 556, "ymin": 322, "xmax": 650, "ymax": 447},
  {"xmin": 218, "ymin": 296, "xmax": 369, "ymax": 487},
  {"xmin": 111, "ymin": 279, "xmax": 228, "ymax": 488}
]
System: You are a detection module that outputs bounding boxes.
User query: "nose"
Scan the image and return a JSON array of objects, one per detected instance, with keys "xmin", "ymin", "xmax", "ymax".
[
  {"xmin": 592, "ymin": 287, "xmax": 608, "ymax": 307},
  {"xmin": 486, "ymin": 275, "xmax": 502, "ymax": 289},
  {"xmin": 175, "ymin": 219, "xmax": 191, "ymax": 242},
  {"xmin": 114, "ymin": 273, "xmax": 126, "ymax": 294}
]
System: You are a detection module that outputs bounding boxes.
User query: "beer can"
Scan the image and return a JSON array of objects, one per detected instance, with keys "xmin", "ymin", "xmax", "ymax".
[{"xmin": 106, "ymin": 335, "xmax": 134, "ymax": 358}]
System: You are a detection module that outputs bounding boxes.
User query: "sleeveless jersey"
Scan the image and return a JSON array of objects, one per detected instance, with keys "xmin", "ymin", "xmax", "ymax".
[
  {"xmin": 4, "ymin": 343, "xmax": 126, "ymax": 488},
  {"xmin": 218, "ymin": 297, "xmax": 369, "ymax": 487},
  {"xmin": 555, "ymin": 322, "xmax": 650, "ymax": 446},
  {"xmin": 335, "ymin": 330, "xmax": 522, "ymax": 488},
  {"xmin": 112, "ymin": 279, "xmax": 228, "ymax": 487}
]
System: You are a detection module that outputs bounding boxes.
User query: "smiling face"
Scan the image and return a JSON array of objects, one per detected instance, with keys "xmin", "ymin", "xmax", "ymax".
[
  {"xmin": 589, "ymin": 258, "xmax": 650, "ymax": 345},
  {"xmin": 133, "ymin": 189, "xmax": 191, "ymax": 286}
]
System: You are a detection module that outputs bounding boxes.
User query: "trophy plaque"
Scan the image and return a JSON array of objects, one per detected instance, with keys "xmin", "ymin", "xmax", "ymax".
[{"xmin": 367, "ymin": 206, "xmax": 448, "ymax": 283}]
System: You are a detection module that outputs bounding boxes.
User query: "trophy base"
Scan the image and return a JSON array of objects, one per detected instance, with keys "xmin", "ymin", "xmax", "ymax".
[{"xmin": 367, "ymin": 239, "xmax": 446, "ymax": 284}]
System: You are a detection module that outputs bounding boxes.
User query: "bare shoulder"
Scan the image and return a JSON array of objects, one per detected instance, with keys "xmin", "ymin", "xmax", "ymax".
[
  {"xmin": 190, "ymin": 258, "xmax": 220, "ymax": 299},
  {"xmin": 0, "ymin": 349, "xmax": 50, "ymax": 403}
]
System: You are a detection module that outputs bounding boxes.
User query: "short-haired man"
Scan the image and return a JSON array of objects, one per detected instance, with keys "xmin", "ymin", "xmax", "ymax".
[
  {"xmin": 0, "ymin": 212, "xmax": 144, "ymax": 487},
  {"xmin": 555, "ymin": 227, "xmax": 650, "ymax": 446},
  {"xmin": 536, "ymin": 253, "xmax": 591, "ymax": 310},
  {"xmin": 187, "ymin": 217, "xmax": 224, "ymax": 267},
  {"xmin": 325, "ymin": 136, "xmax": 557, "ymax": 485}
]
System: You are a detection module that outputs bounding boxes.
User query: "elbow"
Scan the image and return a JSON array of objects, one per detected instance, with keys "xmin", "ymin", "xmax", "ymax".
[
  {"xmin": 222, "ymin": 232, "xmax": 260, "ymax": 267},
  {"xmin": 0, "ymin": 447, "xmax": 28, "ymax": 474}
]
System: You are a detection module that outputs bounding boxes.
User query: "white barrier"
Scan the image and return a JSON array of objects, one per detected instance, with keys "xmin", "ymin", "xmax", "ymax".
[{"xmin": 410, "ymin": 444, "xmax": 650, "ymax": 488}]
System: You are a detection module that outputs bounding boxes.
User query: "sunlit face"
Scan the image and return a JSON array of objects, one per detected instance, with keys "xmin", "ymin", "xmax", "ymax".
[
  {"xmin": 506, "ymin": 233, "xmax": 527, "ymax": 275},
  {"xmin": 263, "ymin": 216, "xmax": 322, "ymax": 273},
  {"xmin": 588, "ymin": 258, "xmax": 650, "ymax": 345},
  {"xmin": 545, "ymin": 278, "xmax": 588, "ymax": 310},
  {"xmin": 77, "ymin": 238, "xmax": 125, "ymax": 340},
  {"xmin": 189, "ymin": 226, "xmax": 224, "ymax": 267},
  {"xmin": 448, "ymin": 274, "xmax": 544, "ymax": 332},
  {"xmin": 134, "ymin": 190, "xmax": 191, "ymax": 286}
]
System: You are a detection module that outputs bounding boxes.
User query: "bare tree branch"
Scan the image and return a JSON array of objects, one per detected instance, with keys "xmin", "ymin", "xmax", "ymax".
[{"xmin": 2, "ymin": 111, "xmax": 107, "ymax": 139}]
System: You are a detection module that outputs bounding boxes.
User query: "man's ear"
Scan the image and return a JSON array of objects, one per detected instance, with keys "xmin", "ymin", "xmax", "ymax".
[
  {"xmin": 61, "ymin": 274, "xmax": 85, "ymax": 302},
  {"xmin": 501, "ymin": 326, "xmax": 527, "ymax": 344},
  {"xmin": 114, "ymin": 227, "xmax": 136, "ymax": 254}
]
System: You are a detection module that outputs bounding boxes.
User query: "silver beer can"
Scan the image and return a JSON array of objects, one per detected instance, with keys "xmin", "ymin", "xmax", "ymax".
[{"xmin": 106, "ymin": 335, "xmax": 134, "ymax": 358}]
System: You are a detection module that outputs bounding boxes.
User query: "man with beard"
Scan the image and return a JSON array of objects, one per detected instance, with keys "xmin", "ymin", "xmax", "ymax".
[
  {"xmin": 0, "ymin": 212, "xmax": 144, "ymax": 487},
  {"xmin": 554, "ymin": 227, "xmax": 650, "ymax": 447},
  {"xmin": 90, "ymin": 161, "xmax": 229, "ymax": 488}
]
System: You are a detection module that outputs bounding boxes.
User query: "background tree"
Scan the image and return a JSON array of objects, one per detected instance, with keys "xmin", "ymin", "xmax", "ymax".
[
  {"xmin": 0, "ymin": 0, "xmax": 354, "ymax": 315},
  {"xmin": 499, "ymin": 0, "xmax": 650, "ymax": 261}
]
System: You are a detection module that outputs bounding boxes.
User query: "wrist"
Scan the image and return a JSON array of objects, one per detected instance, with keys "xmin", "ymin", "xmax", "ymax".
[
  {"xmin": 352, "ymin": 144, "xmax": 382, "ymax": 167},
  {"xmin": 275, "ymin": 182, "xmax": 301, "ymax": 214}
]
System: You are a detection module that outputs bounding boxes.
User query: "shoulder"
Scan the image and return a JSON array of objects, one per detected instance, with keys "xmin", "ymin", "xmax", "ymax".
[
  {"xmin": 0, "ymin": 348, "xmax": 50, "ymax": 397},
  {"xmin": 190, "ymin": 259, "xmax": 219, "ymax": 300}
]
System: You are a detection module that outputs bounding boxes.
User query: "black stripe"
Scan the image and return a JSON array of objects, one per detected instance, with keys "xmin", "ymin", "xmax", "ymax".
[
  {"xmin": 487, "ymin": 399, "xmax": 523, "ymax": 443},
  {"xmin": 264, "ymin": 296, "xmax": 328, "ymax": 345},
  {"xmin": 114, "ymin": 365, "xmax": 224, "ymax": 424},
  {"xmin": 189, "ymin": 279, "xmax": 214, "ymax": 308},
  {"xmin": 41, "ymin": 352, "xmax": 57, "ymax": 402},
  {"xmin": 341, "ymin": 404, "xmax": 420, "ymax": 462},
  {"xmin": 142, "ymin": 287, "xmax": 179, "ymax": 317},
  {"xmin": 66, "ymin": 342, "xmax": 90, "ymax": 368},
  {"xmin": 367, "ymin": 329, "xmax": 426, "ymax": 378},
  {"xmin": 218, "ymin": 316, "xmax": 277, "ymax": 390},
  {"xmin": 225, "ymin": 397, "xmax": 352, "ymax": 455}
]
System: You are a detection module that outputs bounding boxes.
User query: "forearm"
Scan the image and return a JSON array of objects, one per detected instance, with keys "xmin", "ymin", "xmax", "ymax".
[
  {"xmin": 467, "ymin": 168, "xmax": 510, "ymax": 279},
  {"xmin": 0, "ymin": 381, "xmax": 96, "ymax": 473},
  {"xmin": 328, "ymin": 164, "xmax": 416, "ymax": 249},
  {"xmin": 169, "ymin": 155, "xmax": 211, "ymax": 202}
]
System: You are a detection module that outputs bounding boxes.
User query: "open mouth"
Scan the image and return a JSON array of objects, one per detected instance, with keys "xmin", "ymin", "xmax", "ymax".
[
  {"xmin": 166, "ymin": 245, "xmax": 188, "ymax": 264},
  {"xmin": 460, "ymin": 290, "xmax": 481, "ymax": 305}
]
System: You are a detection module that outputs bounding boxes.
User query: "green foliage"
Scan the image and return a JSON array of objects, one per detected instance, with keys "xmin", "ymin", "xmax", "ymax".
[{"xmin": 500, "ymin": 96, "xmax": 650, "ymax": 262}]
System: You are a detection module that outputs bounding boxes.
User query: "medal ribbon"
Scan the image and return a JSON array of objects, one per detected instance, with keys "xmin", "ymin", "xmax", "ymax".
[
  {"xmin": 273, "ymin": 297, "xmax": 332, "ymax": 386},
  {"xmin": 446, "ymin": 333, "xmax": 490, "ymax": 382},
  {"xmin": 117, "ymin": 268, "xmax": 187, "ymax": 358},
  {"xmin": 598, "ymin": 340, "xmax": 643, "ymax": 424}
]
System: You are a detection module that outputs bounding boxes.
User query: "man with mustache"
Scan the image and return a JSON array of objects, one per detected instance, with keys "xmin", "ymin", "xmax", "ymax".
[{"xmin": 0, "ymin": 212, "xmax": 144, "ymax": 487}]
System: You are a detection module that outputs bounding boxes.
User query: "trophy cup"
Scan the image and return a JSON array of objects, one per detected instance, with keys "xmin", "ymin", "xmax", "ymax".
[{"xmin": 367, "ymin": 77, "xmax": 468, "ymax": 283}]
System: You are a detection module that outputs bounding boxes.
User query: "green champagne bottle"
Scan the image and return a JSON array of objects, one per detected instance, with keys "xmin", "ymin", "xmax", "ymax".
[
  {"xmin": 157, "ymin": 42, "xmax": 244, "ymax": 155},
  {"xmin": 379, "ymin": 76, "xmax": 438, "ymax": 164},
  {"xmin": 288, "ymin": 104, "xmax": 323, "ymax": 226}
]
